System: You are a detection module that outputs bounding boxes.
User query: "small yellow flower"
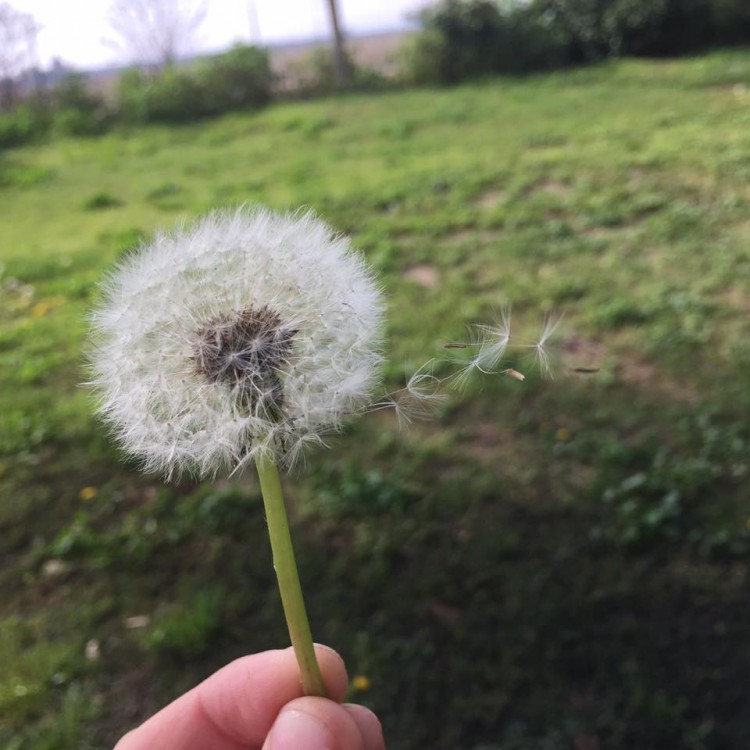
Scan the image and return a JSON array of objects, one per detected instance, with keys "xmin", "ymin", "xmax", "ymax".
[
  {"xmin": 31, "ymin": 301, "xmax": 51, "ymax": 318},
  {"xmin": 352, "ymin": 675, "xmax": 371, "ymax": 692},
  {"xmin": 556, "ymin": 427, "xmax": 572, "ymax": 442},
  {"xmin": 80, "ymin": 486, "xmax": 98, "ymax": 501}
]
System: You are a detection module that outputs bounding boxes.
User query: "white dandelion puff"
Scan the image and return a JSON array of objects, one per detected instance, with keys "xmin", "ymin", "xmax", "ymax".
[{"xmin": 87, "ymin": 206, "xmax": 386, "ymax": 480}]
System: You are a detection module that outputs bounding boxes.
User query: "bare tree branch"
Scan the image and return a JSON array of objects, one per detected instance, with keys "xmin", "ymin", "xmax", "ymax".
[
  {"xmin": 106, "ymin": 0, "xmax": 207, "ymax": 69},
  {"xmin": 0, "ymin": 3, "xmax": 40, "ymax": 109}
]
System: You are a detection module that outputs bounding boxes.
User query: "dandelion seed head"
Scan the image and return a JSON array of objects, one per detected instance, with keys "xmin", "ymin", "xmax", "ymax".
[{"xmin": 87, "ymin": 207, "xmax": 385, "ymax": 479}]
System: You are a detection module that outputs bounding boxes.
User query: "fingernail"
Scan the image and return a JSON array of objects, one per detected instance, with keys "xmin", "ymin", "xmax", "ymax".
[{"xmin": 270, "ymin": 709, "xmax": 334, "ymax": 750}]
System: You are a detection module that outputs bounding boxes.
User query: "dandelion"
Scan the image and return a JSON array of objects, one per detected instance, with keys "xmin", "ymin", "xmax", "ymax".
[
  {"xmin": 87, "ymin": 205, "xmax": 561, "ymax": 697},
  {"xmin": 88, "ymin": 206, "xmax": 385, "ymax": 696},
  {"xmin": 88, "ymin": 206, "xmax": 385, "ymax": 480}
]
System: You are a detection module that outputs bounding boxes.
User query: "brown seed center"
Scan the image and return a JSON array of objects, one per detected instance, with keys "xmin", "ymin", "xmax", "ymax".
[{"xmin": 192, "ymin": 305, "xmax": 296, "ymax": 415}]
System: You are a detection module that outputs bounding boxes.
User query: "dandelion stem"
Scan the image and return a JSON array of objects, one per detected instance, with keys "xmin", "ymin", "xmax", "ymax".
[{"xmin": 255, "ymin": 455, "xmax": 327, "ymax": 697}]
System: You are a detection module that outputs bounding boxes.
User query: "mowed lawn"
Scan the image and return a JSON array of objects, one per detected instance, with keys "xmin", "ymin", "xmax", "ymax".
[{"xmin": 1, "ymin": 51, "xmax": 749, "ymax": 749}]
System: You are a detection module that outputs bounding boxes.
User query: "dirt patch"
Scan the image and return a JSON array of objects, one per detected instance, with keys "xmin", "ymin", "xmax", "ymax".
[
  {"xmin": 581, "ymin": 224, "xmax": 641, "ymax": 244},
  {"xmin": 443, "ymin": 227, "xmax": 504, "ymax": 247},
  {"xmin": 719, "ymin": 285, "xmax": 750, "ymax": 314},
  {"xmin": 564, "ymin": 336, "xmax": 608, "ymax": 371},
  {"xmin": 474, "ymin": 189, "xmax": 507, "ymax": 210},
  {"xmin": 463, "ymin": 422, "xmax": 524, "ymax": 467},
  {"xmin": 444, "ymin": 228, "xmax": 475, "ymax": 245},
  {"xmin": 537, "ymin": 178, "xmax": 574, "ymax": 199},
  {"xmin": 403, "ymin": 264, "xmax": 440, "ymax": 288}
]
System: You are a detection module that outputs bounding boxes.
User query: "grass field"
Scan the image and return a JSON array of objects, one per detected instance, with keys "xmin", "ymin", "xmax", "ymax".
[{"xmin": 1, "ymin": 51, "xmax": 750, "ymax": 749}]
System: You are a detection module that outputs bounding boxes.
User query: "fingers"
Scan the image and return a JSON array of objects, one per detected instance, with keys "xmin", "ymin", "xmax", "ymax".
[
  {"xmin": 197, "ymin": 645, "xmax": 350, "ymax": 747},
  {"xmin": 344, "ymin": 704, "xmax": 386, "ymax": 750},
  {"xmin": 262, "ymin": 697, "xmax": 385, "ymax": 750},
  {"xmin": 115, "ymin": 645, "xmax": 349, "ymax": 750}
]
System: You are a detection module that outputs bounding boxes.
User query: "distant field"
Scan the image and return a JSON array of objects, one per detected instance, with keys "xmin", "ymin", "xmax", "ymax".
[
  {"xmin": 270, "ymin": 30, "xmax": 410, "ymax": 80},
  {"xmin": 1, "ymin": 51, "xmax": 749, "ymax": 749}
]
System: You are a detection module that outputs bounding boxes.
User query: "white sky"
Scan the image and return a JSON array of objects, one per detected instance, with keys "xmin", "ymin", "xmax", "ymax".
[{"xmin": 17, "ymin": 0, "xmax": 426, "ymax": 70}]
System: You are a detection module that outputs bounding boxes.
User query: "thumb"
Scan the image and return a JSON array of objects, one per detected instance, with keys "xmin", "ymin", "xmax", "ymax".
[{"xmin": 263, "ymin": 696, "xmax": 384, "ymax": 750}]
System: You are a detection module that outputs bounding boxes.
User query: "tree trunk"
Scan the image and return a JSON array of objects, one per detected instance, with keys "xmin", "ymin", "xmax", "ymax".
[{"xmin": 324, "ymin": 0, "xmax": 350, "ymax": 89}]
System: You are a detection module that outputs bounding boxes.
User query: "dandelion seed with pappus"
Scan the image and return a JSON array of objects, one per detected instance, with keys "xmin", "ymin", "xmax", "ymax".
[
  {"xmin": 88, "ymin": 206, "xmax": 385, "ymax": 696},
  {"xmin": 444, "ymin": 306, "xmax": 562, "ymax": 389}
]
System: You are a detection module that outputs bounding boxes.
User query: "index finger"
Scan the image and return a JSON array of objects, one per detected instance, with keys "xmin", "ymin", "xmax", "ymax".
[{"xmin": 115, "ymin": 645, "xmax": 349, "ymax": 750}]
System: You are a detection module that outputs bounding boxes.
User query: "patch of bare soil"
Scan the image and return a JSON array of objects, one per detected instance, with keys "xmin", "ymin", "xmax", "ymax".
[
  {"xmin": 443, "ymin": 227, "xmax": 504, "ymax": 247},
  {"xmin": 719, "ymin": 285, "xmax": 750, "ymax": 314},
  {"xmin": 473, "ymin": 189, "xmax": 507, "ymax": 209},
  {"xmin": 402, "ymin": 264, "xmax": 440, "ymax": 288},
  {"xmin": 536, "ymin": 178, "xmax": 574, "ymax": 199}
]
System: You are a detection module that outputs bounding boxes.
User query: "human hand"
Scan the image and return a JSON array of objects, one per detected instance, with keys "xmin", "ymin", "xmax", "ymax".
[{"xmin": 114, "ymin": 645, "xmax": 384, "ymax": 749}]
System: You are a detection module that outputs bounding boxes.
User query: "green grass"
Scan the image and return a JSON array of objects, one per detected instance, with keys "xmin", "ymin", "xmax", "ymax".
[{"xmin": 1, "ymin": 51, "xmax": 750, "ymax": 749}]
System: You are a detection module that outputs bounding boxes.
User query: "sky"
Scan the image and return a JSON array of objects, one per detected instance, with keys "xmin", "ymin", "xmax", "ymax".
[{"xmin": 17, "ymin": 0, "xmax": 426, "ymax": 71}]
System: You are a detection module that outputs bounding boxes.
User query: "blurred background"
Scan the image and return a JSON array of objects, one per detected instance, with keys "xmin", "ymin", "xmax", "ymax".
[{"xmin": 1, "ymin": 1, "xmax": 749, "ymax": 748}]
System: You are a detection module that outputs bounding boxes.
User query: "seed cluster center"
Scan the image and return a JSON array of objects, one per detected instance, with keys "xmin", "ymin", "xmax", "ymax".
[{"xmin": 193, "ymin": 305, "xmax": 297, "ymax": 415}]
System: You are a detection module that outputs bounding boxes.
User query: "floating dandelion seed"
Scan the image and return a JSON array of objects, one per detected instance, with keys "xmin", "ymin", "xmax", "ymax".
[
  {"xmin": 501, "ymin": 368, "xmax": 525, "ymax": 381},
  {"xmin": 376, "ymin": 360, "xmax": 446, "ymax": 426},
  {"xmin": 88, "ymin": 207, "xmax": 385, "ymax": 480},
  {"xmin": 449, "ymin": 308, "xmax": 514, "ymax": 391},
  {"xmin": 449, "ymin": 327, "xmax": 496, "ymax": 392},
  {"xmin": 438, "ymin": 305, "xmax": 561, "ymax": 393},
  {"xmin": 528, "ymin": 311, "xmax": 564, "ymax": 377},
  {"xmin": 473, "ymin": 305, "xmax": 512, "ymax": 372}
]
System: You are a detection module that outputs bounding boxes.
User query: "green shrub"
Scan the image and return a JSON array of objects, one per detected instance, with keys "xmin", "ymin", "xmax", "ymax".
[
  {"xmin": 197, "ymin": 44, "xmax": 273, "ymax": 112},
  {"xmin": 0, "ymin": 101, "xmax": 49, "ymax": 150},
  {"xmin": 403, "ymin": 0, "xmax": 567, "ymax": 84},
  {"xmin": 115, "ymin": 45, "xmax": 272, "ymax": 125},
  {"xmin": 404, "ymin": 0, "xmax": 750, "ymax": 85},
  {"xmin": 115, "ymin": 68, "xmax": 149, "ymax": 125},
  {"xmin": 116, "ymin": 67, "xmax": 209, "ymax": 124},
  {"xmin": 285, "ymin": 46, "xmax": 388, "ymax": 97},
  {"xmin": 531, "ymin": 0, "xmax": 750, "ymax": 59},
  {"xmin": 142, "ymin": 68, "xmax": 208, "ymax": 123},
  {"xmin": 52, "ymin": 73, "xmax": 111, "ymax": 136}
]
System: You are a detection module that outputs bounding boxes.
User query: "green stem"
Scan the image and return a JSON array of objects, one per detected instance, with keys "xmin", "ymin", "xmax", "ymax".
[{"xmin": 255, "ymin": 455, "xmax": 327, "ymax": 697}]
